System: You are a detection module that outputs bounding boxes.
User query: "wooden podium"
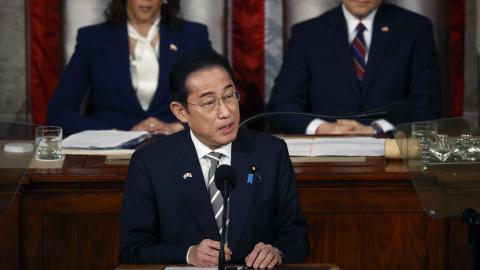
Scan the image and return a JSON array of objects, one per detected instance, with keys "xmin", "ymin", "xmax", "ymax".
[
  {"xmin": 0, "ymin": 154, "xmax": 471, "ymax": 270},
  {"xmin": 116, "ymin": 264, "xmax": 339, "ymax": 270}
]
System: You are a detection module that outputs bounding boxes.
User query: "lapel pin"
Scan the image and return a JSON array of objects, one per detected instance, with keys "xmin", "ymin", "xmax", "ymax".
[
  {"xmin": 381, "ymin": 26, "xmax": 389, "ymax": 32},
  {"xmin": 247, "ymin": 174, "xmax": 254, "ymax": 184},
  {"xmin": 170, "ymin": 43, "xmax": 178, "ymax": 51},
  {"xmin": 182, "ymin": 172, "xmax": 192, "ymax": 180},
  {"xmin": 247, "ymin": 165, "xmax": 257, "ymax": 184}
]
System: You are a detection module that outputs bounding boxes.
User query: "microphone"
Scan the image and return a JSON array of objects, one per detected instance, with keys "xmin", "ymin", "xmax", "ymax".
[
  {"xmin": 214, "ymin": 165, "xmax": 237, "ymax": 270},
  {"xmin": 240, "ymin": 110, "xmax": 385, "ymax": 128},
  {"xmin": 214, "ymin": 165, "xmax": 237, "ymax": 198}
]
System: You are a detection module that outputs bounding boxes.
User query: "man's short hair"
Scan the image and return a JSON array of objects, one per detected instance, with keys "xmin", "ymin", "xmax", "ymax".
[{"xmin": 169, "ymin": 49, "xmax": 234, "ymax": 104}]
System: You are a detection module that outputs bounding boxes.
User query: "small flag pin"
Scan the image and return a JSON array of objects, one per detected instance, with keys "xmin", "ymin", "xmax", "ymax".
[{"xmin": 182, "ymin": 172, "xmax": 192, "ymax": 179}]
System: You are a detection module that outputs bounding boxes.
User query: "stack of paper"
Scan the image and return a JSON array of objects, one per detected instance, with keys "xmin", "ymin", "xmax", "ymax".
[
  {"xmin": 62, "ymin": 130, "xmax": 150, "ymax": 149},
  {"xmin": 281, "ymin": 137, "xmax": 385, "ymax": 157}
]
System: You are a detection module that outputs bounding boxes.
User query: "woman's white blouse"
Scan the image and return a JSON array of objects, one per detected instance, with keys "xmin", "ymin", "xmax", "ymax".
[{"xmin": 128, "ymin": 17, "xmax": 160, "ymax": 111}]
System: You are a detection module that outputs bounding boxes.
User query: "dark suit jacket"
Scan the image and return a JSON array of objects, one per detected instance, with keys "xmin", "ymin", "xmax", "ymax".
[
  {"xmin": 268, "ymin": 3, "xmax": 441, "ymax": 133},
  {"xmin": 120, "ymin": 128, "xmax": 310, "ymax": 264},
  {"xmin": 47, "ymin": 20, "xmax": 210, "ymax": 136}
]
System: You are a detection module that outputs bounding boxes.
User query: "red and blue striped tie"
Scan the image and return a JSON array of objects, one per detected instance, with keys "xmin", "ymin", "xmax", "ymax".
[{"xmin": 352, "ymin": 23, "xmax": 367, "ymax": 81}]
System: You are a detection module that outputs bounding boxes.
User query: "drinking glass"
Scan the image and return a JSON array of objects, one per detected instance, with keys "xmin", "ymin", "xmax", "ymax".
[
  {"xmin": 35, "ymin": 126, "xmax": 64, "ymax": 161},
  {"xmin": 411, "ymin": 122, "xmax": 438, "ymax": 141},
  {"xmin": 453, "ymin": 134, "xmax": 480, "ymax": 161},
  {"xmin": 411, "ymin": 122, "xmax": 438, "ymax": 164}
]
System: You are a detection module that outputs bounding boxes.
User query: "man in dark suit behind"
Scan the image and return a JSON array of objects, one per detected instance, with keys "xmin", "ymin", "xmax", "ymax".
[
  {"xmin": 268, "ymin": 0, "xmax": 441, "ymax": 135},
  {"xmin": 120, "ymin": 49, "xmax": 309, "ymax": 267}
]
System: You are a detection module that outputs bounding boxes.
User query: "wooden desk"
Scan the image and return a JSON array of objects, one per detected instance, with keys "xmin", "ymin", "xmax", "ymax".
[
  {"xmin": 116, "ymin": 264, "xmax": 339, "ymax": 270},
  {"xmin": 0, "ymin": 155, "xmax": 471, "ymax": 270}
]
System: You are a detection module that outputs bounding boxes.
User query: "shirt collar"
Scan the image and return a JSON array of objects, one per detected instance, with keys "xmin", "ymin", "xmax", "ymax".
[
  {"xmin": 190, "ymin": 130, "xmax": 232, "ymax": 160},
  {"xmin": 342, "ymin": 4, "xmax": 377, "ymax": 36},
  {"xmin": 127, "ymin": 16, "xmax": 160, "ymax": 42}
]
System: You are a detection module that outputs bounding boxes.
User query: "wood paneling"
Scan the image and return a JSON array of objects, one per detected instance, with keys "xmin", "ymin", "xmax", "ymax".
[
  {"xmin": 296, "ymin": 177, "xmax": 443, "ymax": 270},
  {"xmin": 297, "ymin": 186, "xmax": 422, "ymax": 212},
  {"xmin": 43, "ymin": 214, "xmax": 120, "ymax": 270},
  {"xmin": 448, "ymin": 217, "xmax": 473, "ymax": 270},
  {"xmin": 0, "ymin": 193, "xmax": 19, "ymax": 270},
  {"xmin": 305, "ymin": 213, "xmax": 427, "ymax": 270},
  {"xmin": 22, "ymin": 192, "xmax": 123, "ymax": 270}
]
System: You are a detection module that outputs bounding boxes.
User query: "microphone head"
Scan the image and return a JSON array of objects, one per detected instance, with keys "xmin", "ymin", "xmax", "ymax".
[
  {"xmin": 387, "ymin": 101, "xmax": 414, "ymax": 124},
  {"xmin": 214, "ymin": 165, "xmax": 237, "ymax": 197}
]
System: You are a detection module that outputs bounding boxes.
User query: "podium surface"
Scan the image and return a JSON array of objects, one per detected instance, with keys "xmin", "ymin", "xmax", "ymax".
[{"xmin": 116, "ymin": 264, "xmax": 339, "ymax": 270}]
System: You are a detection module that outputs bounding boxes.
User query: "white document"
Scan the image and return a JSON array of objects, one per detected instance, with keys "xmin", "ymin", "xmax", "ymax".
[
  {"xmin": 62, "ymin": 130, "xmax": 149, "ymax": 149},
  {"xmin": 283, "ymin": 138, "xmax": 315, "ymax": 156},
  {"xmin": 311, "ymin": 137, "xmax": 385, "ymax": 156},
  {"xmin": 62, "ymin": 148, "xmax": 135, "ymax": 156},
  {"xmin": 282, "ymin": 137, "xmax": 385, "ymax": 157}
]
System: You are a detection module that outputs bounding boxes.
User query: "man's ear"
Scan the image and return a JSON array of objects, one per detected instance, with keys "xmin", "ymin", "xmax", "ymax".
[{"xmin": 170, "ymin": 101, "xmax": 189, "ymax": 124}]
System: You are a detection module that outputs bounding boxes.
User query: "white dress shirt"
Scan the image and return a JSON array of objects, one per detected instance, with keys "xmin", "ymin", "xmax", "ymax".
[
  {"xmin": 185, "ymin": 130, "xmax": 232, "ymax": 263},
  {"xmin": 128, "ymin": 17, "xmax": 160, "ymax": 111},
  {"xmin": 190, "ymin": 130, "xmax": 232, "ymax": 187},
  {"xmin": 342, "ymin": 4, "xmax": 376, "ymax": 63},
  {"xmin": 306, "ymin": 5, "xmax": 393, "ymax": 134}
]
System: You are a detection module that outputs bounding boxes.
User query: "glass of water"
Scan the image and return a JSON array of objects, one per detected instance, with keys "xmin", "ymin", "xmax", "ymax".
[
  {"xmin": 35, "ymin": 126, "xmax": 64, "ymax": 161},
  {"xmin": 411, "ymin": 122, "xmax": 438, "ymax": 164},
  {"xmin": 411, "ymin": 122, "xmax": 438, "ymax": 140}
]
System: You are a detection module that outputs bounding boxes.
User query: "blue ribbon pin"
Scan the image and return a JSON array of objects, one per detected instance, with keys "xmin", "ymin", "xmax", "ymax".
[{"xmin": 247, "ymin": 173, "xmax": 254, "ymax": 184}]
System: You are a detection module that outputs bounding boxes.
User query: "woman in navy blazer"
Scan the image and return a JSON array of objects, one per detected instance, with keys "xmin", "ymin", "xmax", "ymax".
[{"xmin": 47, "ymin": 0, "xmax": 211, "ymax": 136}]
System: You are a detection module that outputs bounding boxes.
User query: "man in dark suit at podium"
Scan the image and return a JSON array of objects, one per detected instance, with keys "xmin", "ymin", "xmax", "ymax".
[
  {"xmin": 120, "ymin": 49, "xmax": 309, "ymax": 268},
  {"xmin": 268, "ymin": 0, "xmax": 441, "ymax": 135}
]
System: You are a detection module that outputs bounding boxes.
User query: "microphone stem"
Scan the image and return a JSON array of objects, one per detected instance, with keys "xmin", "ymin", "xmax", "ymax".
[
  {"xmin": 219, "ymin": 187, "xmax": 228, "ymax": 270},
  {"xmin": 239, "ymin": 111, "xmax": 386, "ymax": 128}
]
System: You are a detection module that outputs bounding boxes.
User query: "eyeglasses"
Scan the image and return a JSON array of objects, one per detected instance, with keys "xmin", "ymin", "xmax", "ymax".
[{"xmin": 186, "ymin": 91, "xmax": 240, "ymax": 112}]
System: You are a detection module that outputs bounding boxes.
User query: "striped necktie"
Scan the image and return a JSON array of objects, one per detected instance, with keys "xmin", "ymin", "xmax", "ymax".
[
  {"xmin": 205, "ymin": 152, "xmax": 227, "ymax": 233},
  {"xmin": 352, "ymin": 23, "xmax": 367, "ymax": 81}
]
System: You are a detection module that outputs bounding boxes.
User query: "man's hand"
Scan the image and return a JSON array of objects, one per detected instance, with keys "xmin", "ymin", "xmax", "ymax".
[
  {"xmin": 336, "ymin": 119, "xmax": 374, "ymax": 134},
  {"xmin": 188, "ymin": 239, "xmax": 232, "ymax": 267},
  {"xmin": 132, "ymin": 117, "xmax": 184, "ymax": 135},
  {"xmin": 315, "ymin": 120, "xmax": 374, "ymax": 135},
  {"xmin": 245, "ymin": 242, "xmax": 282, "ymax": 269},
  {"xmin": 315, "ymin": 121, "xmax": 354, "ymax": 134}
]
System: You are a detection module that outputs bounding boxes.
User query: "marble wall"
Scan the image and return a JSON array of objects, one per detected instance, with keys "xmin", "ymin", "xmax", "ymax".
[
  {"xmin": 464, "ymin": 0, "xmax": 478, "ymax": 117},
  {"xmin": 0, "ymin": 0, "xmax": 28, "ymax": 123},
  {"xmin": 472, "ymin": 0, "xmax": 480, "ymax": 117}
]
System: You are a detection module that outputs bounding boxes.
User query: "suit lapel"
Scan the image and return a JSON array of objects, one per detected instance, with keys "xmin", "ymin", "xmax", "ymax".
[
  {"xmin": 363, "ymin": 5, "xmax": 395, "ymax": 101},
  {"xmin": 327, "ymin": 6, "xmax": 361, "ymax": 99},
  {"xmin": 171, "ymin": 130, "xmax": 258, "ymax": 248},
  {"xmin": 172, "ymin": 130, "xmax": 220, "ymax": 240},
  {"xmin": 104, "ymin": 24, "xmax": 141, "ymax": 109},
  {"xmin": 148, "ymin": 25, "xmax": 181, "ymax": 112},
  {"xmin": 227, "ymin": 131, "xmax": 256, "ymax": 253}
]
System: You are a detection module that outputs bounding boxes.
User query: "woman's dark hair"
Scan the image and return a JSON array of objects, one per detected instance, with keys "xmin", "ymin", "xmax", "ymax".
[
  {"xmin": 104, "ymin": 0, "xmax": 181, "ymax": 31},
  {"xmin": 170, "ymin": 49, "xmax": 235, "ymax": 104}
]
